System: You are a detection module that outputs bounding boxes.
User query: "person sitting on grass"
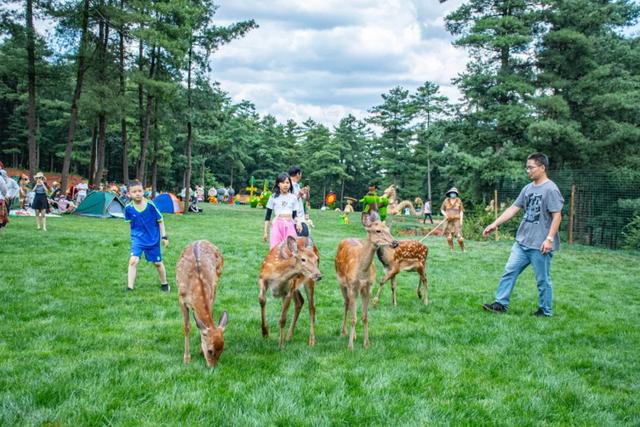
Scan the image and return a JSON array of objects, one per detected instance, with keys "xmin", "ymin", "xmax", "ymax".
[
  {"xmin": 56, "ymin": 196, "xmax": 76, "ymax": 214},
  {"xmin": 124, "ymin": 180, "xmax": 170, "ymax": 292}
]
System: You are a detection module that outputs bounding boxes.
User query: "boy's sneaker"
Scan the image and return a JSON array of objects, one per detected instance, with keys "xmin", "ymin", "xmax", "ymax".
[
  {"xmin": 532, "ymin": 308, "xmax": 552, "ymax": 317},
  {"xmin": 161, "ymin": 283, "xmax": 170, "ymax": 292},
  {"xmin": 482, "ymin": 302, "xmax": 507, "ymax": 313}
]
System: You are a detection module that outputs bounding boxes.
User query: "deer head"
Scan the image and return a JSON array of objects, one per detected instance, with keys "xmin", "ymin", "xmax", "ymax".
[
  {"xmin": 362, "ymin": 211, "xmax": 398, "ymax": 248},
  {"xmin": 279, "ymin": 236, "xmax": 322, "ymax": 281},
  {"xmin": 195, "ymin": 311, "xmax": 228, "ymax": 367}
]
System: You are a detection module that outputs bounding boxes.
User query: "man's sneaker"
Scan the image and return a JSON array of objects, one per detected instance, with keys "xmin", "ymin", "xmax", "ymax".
[
  {"xmin": 482, "ymin": 302, "xmax": 507, "ymax": 313},
  {"xmin": 126, "ymin": 287, "xmax": 134, "ymax": 292},
  {"xmin": 161, "ymin": 283, "xmax": 170, "ymax": 292},
  {"xmin": 532, "ymin": 308, "xmax": 552, "ymax": 317}
]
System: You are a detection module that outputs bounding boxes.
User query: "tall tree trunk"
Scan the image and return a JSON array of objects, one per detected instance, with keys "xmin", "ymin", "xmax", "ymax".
[
  {"xmin": 137, "ymin": 45, "xmax": 156, "ymax": 184},
  {"xmin": 151, "ymin": 114, "xmax": 158, "ymax": 198},
  {"xmin": 340, "ymin": 178, "xmax": 345, "ymax": 209},
  {"xmin": 26, "ymin": 0, "xmax": 37, "ymax": 178},
  {"xmin": 95, "ymin": 114, "xmax": 107, "ymax": 185},
  {"xmin": 88, "ymin": 123, "xmax": 98, "ymax": 185},
  {"xmin": 120, "ymin": 0, "xmax": 129, "ymax": 184},
  {"xmin": 60, "ymin": 0, "xmax": 90, "ymax": 192},
  {"xmin": 200, "ymin": 160, "xmax": 205, "ymax": 187},
  {"xmin": 94, "ymin": 16, "xmax": 108, "ymax": 186},
  {"xmin": 183, "ymin": 41, "xmax": 193, "ymax": 213},
  {"xmin": 137, "ymin": 35, "xmax": 144, "ymax": 179}
]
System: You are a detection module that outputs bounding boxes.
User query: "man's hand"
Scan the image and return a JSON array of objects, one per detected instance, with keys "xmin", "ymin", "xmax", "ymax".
[
  {"xmin": 162, "ymin": 238, "xmax": 169, "ymax": 248},
  {"xmin": 296, "ymin": 223, "xmax": 302, "ymax": 233},
  {"xmin": 262, "ymin": 231, "xmax": 268, "ymax": 244},
  {"xmin": 540, "ymin": 239, "xmax": 553, "ymax": 254},
  {"xmin": 483, "ymin": 222, "xmax": 497, "ymax": 237}
]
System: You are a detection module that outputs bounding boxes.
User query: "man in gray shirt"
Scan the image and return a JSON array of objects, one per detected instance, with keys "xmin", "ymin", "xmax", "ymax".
[{"xmin": 482, "ymin": 153, "xmax": 564, "ymax": 317}]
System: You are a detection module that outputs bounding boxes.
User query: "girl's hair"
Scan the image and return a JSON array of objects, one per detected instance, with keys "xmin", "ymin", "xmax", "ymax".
[{"xmin": 272, "ymin": 173, "xmax": 293, "ymax": 197}]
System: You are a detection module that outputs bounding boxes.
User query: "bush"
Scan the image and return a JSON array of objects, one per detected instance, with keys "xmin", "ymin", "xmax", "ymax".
[
  {"xmin": 622, "ymin": 215, "xmax": 640, "ymax": 250},
  {"xmin": 462, "ymin": 204, "xmax": 518, "ymax": 241}
]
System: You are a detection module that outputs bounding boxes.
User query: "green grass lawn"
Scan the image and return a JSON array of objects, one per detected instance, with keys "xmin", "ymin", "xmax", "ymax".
[{"xmin": 1, "ymin": 205, "xmax": 639, "ymax": 426}]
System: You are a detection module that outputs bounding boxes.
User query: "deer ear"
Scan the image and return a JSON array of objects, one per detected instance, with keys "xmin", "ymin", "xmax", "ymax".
[
  {"xmin": 361, "ymin": 212, "xmax": 372, "ymax": 227},
  {"xmin": 286, "ymin": 235, "xmax": 298, "ymax": 255},
  {"xmin": 218, "ymin": 310, "xmax": 228, "ymax": 331},
  {"xmin": 195, "ymin": 316, "xmax": 207, "ymax": 331},
  {"xmin": 369, "ymin": 210, "xmax": 381, "ymax": 223},
  {"xmin": 305, "ymin": 236, "xmax": 314, "ymax": 248}
]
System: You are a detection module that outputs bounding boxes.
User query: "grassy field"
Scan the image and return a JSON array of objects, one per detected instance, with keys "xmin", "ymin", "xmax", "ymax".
[{"xmin": 1, "ymin": 205, "xmax": 639, "ymax": 426}]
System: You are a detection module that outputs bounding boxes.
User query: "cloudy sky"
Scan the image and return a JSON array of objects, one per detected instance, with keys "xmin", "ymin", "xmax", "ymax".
[{"xmin": 209, "ymin": 0, "xmax": 468, "ymax": 127}]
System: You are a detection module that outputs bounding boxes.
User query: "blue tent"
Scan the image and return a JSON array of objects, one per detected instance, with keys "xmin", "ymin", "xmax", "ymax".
[{"xmin": 154, "ymin": 193, "xmax": 183, "ymax": 214}]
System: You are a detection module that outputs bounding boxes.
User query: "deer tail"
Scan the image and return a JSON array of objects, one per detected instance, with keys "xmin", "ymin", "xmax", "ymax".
[{"xmin": 193, "ymin": 240, "xmax": 205, "ymax": 283}]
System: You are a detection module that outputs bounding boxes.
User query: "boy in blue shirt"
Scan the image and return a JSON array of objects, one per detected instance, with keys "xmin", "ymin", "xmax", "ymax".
[{"xmin": 125, "ymin": 180, "xmax": 170, "ymax": 291}]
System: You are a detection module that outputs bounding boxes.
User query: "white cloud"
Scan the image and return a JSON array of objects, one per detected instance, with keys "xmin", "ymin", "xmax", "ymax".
[{"xmin": 210, "ymin": 0, "xmax": 469, "ymax": 126}]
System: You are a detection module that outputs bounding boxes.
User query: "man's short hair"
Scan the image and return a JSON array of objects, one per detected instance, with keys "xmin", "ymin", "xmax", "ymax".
[
  {"xmin": 527, "ymin": 152, "xmax": 549, "ymax": 170},
  {"xmin": 288, "ymin": 165, "xmax": 302, "ymax": 176},
  {"xmin": 128, "ymin": 180, "xmax": 143, "ymax": 189}
]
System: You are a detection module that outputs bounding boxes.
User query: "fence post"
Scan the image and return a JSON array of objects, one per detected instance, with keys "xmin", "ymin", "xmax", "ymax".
[
  {"xmin": 568, "ymin": 184, "xmax": 575, "ymax": 245},
  {"xmin": 494, "ymin": 189, "xmax": 499, "ymax": 241}
]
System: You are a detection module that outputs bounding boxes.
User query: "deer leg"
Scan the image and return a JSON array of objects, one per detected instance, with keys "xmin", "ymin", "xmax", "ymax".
[
  {"xmin": 180, "ymin": 303, "xmax": 191, "ymax": 364},
  {"xmin": 348, "ymin": 288, "xmax": 358, "ymax": 351},
  {"xmin": 287, "ymin": 289, "xmax": 304, "ymax": 341},
  {"xmin": 305, "ymin": 283, "xmax": 316, "ymax": 346},
  {"xmin": 418, "ymin": 263, "xmax": 428, "ymax": 305},
  {"xmin": 373, "ymin": 267, "xmax": 396, "ymax": 306},
  {"xmin": 259, "ymin": 279, "xmax": 269, "ymax": 338},
  {"xmin": 447, "ymin": 234, "xmax": 454, "ymax": 252},
  {"xmin": 341, "ymin": 286, "xmax": 349, "ymax": 337},
  {"xmin": 391, "ymin": 277, "xmax": 398, "ymax": 306},
  {"xmin": 362, "ymin": 286, "xmax": 371, "ymax": 349},
  {"xmin": 279, "ymin": 291, "xmax": 294, "ymax": 349}
]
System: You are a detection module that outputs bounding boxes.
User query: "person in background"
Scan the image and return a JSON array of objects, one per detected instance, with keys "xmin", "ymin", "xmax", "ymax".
[
  {"xmin": 75, "ymin": 179, "xmax": 88, "ymax": 205},
  {"xmin": 423, "ymin": 198, "xmax": 433, "ymax": 224},
  {"xmin": 32, "ymin": 172, "xmax": 50, "ymax": 231},
  {"xmin": 440, "ymin": 187, "xmax": 465, "ymax": 252},
  {"xmin": 262, "ymin": 173, "xmax": 302, "ymax": 248},
  {"xmin": 0, "ymin": 164, "xmax": 8, "ymax": 230},
  {"xmin": 288, "ymin": 165, "xmax": 309, "ymax": 237},
  {"xmin": 124, "ymin": 180, "xmax": 170, "ymax": 292},
  {"xmin": 0, "ymin": 163, "xmax": 19, "ymax": 213},
  {"xmin": 482, "ymin": 153, "xmax": 563, "ymax": 317}
]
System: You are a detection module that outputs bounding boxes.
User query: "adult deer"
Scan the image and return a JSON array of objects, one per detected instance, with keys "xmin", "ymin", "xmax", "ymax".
[
  {"xmin": 373, "ymin": 240, "xmax": 429, "ymax": 306},
  {"xmin": 258, "ymin": 235, "xmax": 322, "ymax": 348},
  {"xmin": 176, "ymin": 240, "xmax": 228, "ymax": 367},
  {"xmin": 335, "ymin": 211, "xmax": 398, "ymax": 350}
]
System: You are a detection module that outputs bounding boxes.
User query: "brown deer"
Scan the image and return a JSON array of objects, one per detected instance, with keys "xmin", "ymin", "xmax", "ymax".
[
  {"xmin": 176, "ymin": 240, "xmax": 228, "ymax": 367},
  {"xmin": 373, "ymin": 240, "xmax": 429, "ymax": 306},
  {"xmin": 258, "ymin": 235, "xmax": 322, "ymax": 348},
  {"xmin": 335, "ymin": 211, "xmax": 398, "ymax": 350}
]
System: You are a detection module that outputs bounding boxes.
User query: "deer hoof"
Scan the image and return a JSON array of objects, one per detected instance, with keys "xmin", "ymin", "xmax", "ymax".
[
  {"xmin": 183, "ymin": 355, "xmax": 191, "ymax": 364},
  {"xmin": 262, "ymin": 327, "xmax": 269, "ymax": 338},
  {"xmin": 308, "ymin": 336, "xmax": 316, "ymax": 346},
  {"xmin": 363, "ymin": 341, "xmax": 369, "ymax": 349},
  {"xmin": 373, "ymin": 297, "xmax": 379, "ymax": 306}
]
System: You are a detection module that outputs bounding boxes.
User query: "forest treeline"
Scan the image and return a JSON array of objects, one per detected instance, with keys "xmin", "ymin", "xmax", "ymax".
[{"xmin": 1, "ymin": 0, "xmax": 639, "ymax": 208}]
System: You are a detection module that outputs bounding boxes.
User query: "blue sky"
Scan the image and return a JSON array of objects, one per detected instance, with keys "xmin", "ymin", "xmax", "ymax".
[{"xmin": 209, "ymin": 0, "xmax": 468, "ymax": 126}]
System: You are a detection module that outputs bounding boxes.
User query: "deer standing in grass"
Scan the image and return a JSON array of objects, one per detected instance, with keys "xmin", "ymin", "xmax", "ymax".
[
  {"xmin": 373, "ymin": 240, "xmax": 429, "ymax": 306},
  {"xmin": 176, "ymin": 240, "xmax": 228, "ymax": 367},
  {"xmin": 258, "ymin": 235, "xmax": 322, "ymax": 348},
  {"xmin": 335, "ymin": 211, "xmax": 398, "ymax": 350}
]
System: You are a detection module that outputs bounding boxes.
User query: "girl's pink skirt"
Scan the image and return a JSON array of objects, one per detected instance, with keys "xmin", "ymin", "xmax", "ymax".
[{"xmin": 270, "ymin": 217, "xmax": 297, "ymax": 248}]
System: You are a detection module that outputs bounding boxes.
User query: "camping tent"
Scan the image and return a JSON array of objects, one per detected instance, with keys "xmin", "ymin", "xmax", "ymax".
[
  {"xmin": 75, "ymin": 191, "xmax": 125, "ymax": 218},
  {"xmin": 154, "ymin": 193, "xmax": 183, "ymax": 214}
]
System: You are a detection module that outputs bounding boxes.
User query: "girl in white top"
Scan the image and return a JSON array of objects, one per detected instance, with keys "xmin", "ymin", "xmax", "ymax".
[{"xmin": 263, "ymin": 173, "xmax": 302, "ymax": 248}]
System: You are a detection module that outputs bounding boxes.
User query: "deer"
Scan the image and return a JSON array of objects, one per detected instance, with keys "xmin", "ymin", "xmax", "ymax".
[
  {"xmin": 373, "ymin": 240, "xmax": 429, "ymax": 307},
  {"xmin": 335, "ymin": 210, "xmax": 398, "ymax": 350},
  {"xmin": 176, "ymin": 240, "xmax": 228, "ymax": 367},
  {"xmin": 258, "ymin": 235, "xmax": 322, "ymax": 348}
]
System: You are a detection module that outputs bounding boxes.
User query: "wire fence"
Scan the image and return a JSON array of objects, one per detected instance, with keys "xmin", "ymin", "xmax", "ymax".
[{"xmin": 496, "ymin": 171, "xmax": 640, "ymax": 249}]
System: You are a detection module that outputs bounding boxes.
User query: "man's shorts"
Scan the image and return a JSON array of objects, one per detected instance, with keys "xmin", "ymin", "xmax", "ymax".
[{"xmin": 131, "ymin": 243, "xmax": 162, "ymax": 263}]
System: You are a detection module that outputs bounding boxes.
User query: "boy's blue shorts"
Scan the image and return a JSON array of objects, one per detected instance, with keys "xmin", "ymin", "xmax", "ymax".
[{"xmin": 131, "ymin": 243, "xmax": 162, "ymax": 263}]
